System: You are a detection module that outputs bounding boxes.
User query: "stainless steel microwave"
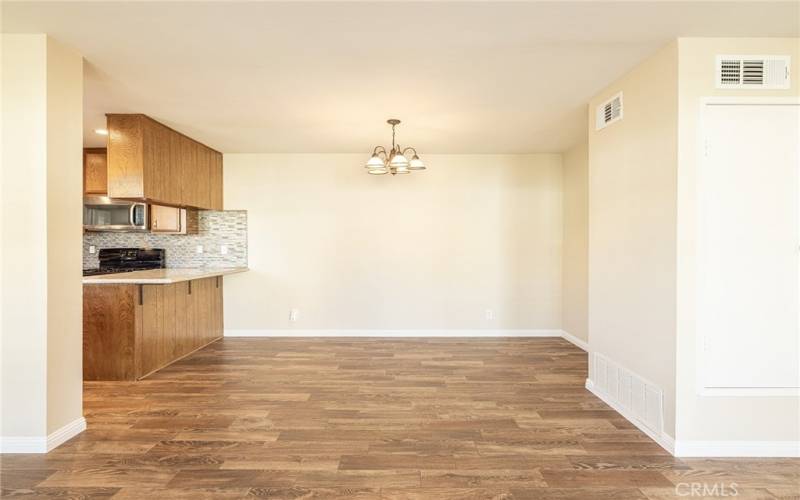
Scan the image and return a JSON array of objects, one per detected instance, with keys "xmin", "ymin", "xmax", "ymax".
[{"xmin": 83, "ymin": 196, "xmax": 148, "ymax": 232}]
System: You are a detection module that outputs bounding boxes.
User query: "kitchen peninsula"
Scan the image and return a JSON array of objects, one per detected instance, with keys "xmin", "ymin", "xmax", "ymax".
[
  {"xmin": 81, "ymin": 113, "xmax": 248, "ymax": 381},
  {"xmin": 83, "ymin": 267, "xmax": 246, "ymax": 381}
]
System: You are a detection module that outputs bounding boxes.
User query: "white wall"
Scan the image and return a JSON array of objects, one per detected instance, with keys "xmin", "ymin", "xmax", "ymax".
[
  {"xmin": 1, "ymin": 33, "xmax": 49, "ymax": 441},
  {"xmin": 1, "ymin": 34, "xmax": 84, "ymax": 450},
  {"xmin": 587, "ymin": 41, "xmax": 679, "ymax": 439},
  {"xmin": 674, "ymin": 38, "xmax": 800, "ymax": 451},
  {"xmin": 223, "ymin": 154, "xmax": 563, "ymax": 334},
  {"xmin": 561, "ymin": 141, "xmax": 588, "ymax": 343}
]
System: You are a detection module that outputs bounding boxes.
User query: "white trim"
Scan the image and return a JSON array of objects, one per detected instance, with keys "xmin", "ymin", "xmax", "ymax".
[
  {"xmin": 699, "ymin": 387, "xmax": 800, "ymax": 397},
  {"xmin": 0, "ymin": 417, "xmax": 86, "ymax": 454},
  {"xmin": 225, "ymin": 329, "xmax": 567, "ymax": 338},
  {"xmin": 46, "ymin": 417, "xmax": 87, "ymax": 451},
  {"xmin": 0, "ymin": 436, "xmax": 47, "ymax": 454},
  {"xmin": 585, "ymin": 379, "xmax": 676, "ymax": 455},
  {"xmin": 674, "ymin": 440, "xmax": 800, "ymax": 458},
  {"xmin": 701, "ymin": 96, "xmax": 800, "ymax": 106},
  {"xmin": 559, "ymin": 330, "xmax": 588, "ymax": 351}
]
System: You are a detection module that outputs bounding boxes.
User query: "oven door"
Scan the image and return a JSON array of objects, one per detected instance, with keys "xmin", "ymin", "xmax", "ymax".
[{"xmin": 83, "ymin": 197, "xmax": 148, "ymax": 232}]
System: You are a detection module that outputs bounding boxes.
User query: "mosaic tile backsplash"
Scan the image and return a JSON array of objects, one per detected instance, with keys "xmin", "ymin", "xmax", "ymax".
[{"xmin": 83, "ymin": 210, "xmax": 248, "ymax": 269}]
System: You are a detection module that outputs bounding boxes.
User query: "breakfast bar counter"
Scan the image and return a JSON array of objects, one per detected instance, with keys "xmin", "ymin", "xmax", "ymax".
[{"xmin": 82, "ymin": 267, "xmax": 248, "ymax": 284}]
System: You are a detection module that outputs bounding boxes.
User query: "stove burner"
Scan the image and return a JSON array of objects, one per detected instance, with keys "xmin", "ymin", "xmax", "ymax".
[{"xmin": 83, "ymin": 248, "xmax": 165, "ymax": 277}]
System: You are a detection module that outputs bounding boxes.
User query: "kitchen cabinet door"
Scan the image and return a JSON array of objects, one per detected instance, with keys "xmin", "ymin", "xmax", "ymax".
[
  {"xmin": 83, "ymin": 148, "xmax": 108, "ymax": 195},
  {"xmin": 107, "ymin": 114, "xmax": 145, "ymax": 198},
  {"xmin": 196, "ymin": 144, "xmax": 213, "ymax": 210},
  {"xmin": 180, "ymin": 135, "xmax": 198, "ymax": 208},
  {"xmin": 167, "ymin": 130, "xmax": 183, "ymax": 205},
  {"xmin": 139, "ymin": 284, "xmax": 165, "ymax": 377},
  {"xmin": 151, "ymin": 204, "xmax": 182, "ymax": 233},
  {"xmin": 174, "ymin": 281, "xmax": 193, "ymax": 358},
  {"xmin": 142, "ymin": 119, "xmax": 169, "ymax": 204},
  {"xmin": 211, "ymin": 151, "xmax": 224, "ymax": 210},
  {"xmin": 198, "ymin": 278, "xmax": 214, "ymax": 344},
  {"xmin": 83, "ymin": 284, "xmax": 138, "ymax": 380},
  {"xmin": 213, "ymin": 276, "xmax": 224, "ymax": 339}
]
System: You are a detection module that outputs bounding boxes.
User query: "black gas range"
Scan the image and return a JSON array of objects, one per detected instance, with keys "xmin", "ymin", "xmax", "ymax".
[{"xmin": 82, "ymin": 248, "xmax": 165, "ymax": 277}]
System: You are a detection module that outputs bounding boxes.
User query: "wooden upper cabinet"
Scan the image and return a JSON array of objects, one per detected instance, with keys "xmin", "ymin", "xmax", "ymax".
[
  {"xmin": 106, "ymin": 114, "xmax": 222, "ymax": 210},
  {"xmin": 83, "ymin": 148, "xmax": 108, "ymax": 195}
]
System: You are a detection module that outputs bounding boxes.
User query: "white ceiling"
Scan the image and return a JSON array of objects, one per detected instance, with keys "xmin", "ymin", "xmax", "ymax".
[{"xmin": 3, "ymin": 1, "xmax": 798, "ymax": 153}]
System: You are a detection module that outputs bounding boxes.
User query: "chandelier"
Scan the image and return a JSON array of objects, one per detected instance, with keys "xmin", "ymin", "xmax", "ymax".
[{"xmin": 365, "ymin": 119, "xmax": 426, "ymax": 175}]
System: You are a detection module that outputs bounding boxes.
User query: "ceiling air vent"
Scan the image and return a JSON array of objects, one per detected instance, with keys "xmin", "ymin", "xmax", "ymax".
[
  {"xmin": 716, "ymin": 55, "xmax": 790, "ymax": 89},
  {"xmin": 595, "ymin": 92, "xmax": 623, "ymax": 131}
]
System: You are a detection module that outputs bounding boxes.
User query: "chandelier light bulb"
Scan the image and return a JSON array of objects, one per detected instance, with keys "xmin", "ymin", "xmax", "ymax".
[
  {"xmin": 389, "ymin": 153, "xmax": 409, "ymax": 168},
  {"xmin": 365, "ymin": 154, "xmax": 385, "ymax": 169},
  {"xmin": 408, "ymin": 155, "xmax": 426, "ymax": 170}
]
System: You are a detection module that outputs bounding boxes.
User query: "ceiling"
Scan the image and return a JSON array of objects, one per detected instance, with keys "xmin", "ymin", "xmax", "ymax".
[{"xmin": 3, "ymin": 1, "xmax": 798, "ymax": 153}]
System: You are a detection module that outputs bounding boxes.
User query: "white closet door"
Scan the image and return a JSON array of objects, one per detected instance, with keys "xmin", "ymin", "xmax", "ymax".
[{"xmin": 699, "ymin": 101, "xmax": 800, "ymax": 390}]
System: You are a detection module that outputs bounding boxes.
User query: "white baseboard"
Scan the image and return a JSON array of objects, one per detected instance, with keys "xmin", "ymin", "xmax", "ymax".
[
  {"xmin": 0, "ymin": 417, "xmax": 86, "ymax": 454},
  {"xmin": 559, "ymin": 330, "xmax": 588, "ymax": 351},
  {"xmin": 586, "ymin": 378, "xmax": 676, "ymax": 455},
  {"xmin": 47, "ymin": 417, "xmax": 87, "ymax": 451},
  {"xmin": 225, "ymin": 329, "xmax": 568, "ymax": 338},
  {"xmin": 674, "ymin": 440, "xmax": 800, "ymax": 458}
]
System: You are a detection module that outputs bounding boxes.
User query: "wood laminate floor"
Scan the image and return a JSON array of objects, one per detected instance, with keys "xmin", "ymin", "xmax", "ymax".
[{"xmin": 1, "ymin": 338, "xmax": 798, "ymax": 499}]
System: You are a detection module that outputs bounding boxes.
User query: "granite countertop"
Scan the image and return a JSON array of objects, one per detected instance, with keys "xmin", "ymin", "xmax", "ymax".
[{"xmin": 82, "ymin": 267, "xmax": 248, "ymax": 285}]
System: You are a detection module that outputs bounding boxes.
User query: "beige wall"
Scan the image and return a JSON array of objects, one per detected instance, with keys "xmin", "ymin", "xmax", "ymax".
[
  {"xmin": 588, "ymin": 37, "xmax": 800, "ymax": 448},
  {"xmin": 1, "ymin": 35, "xmax": 83, "ymax": 442},
  {"xmin": 561, "ymin": 141, "xmax": 588, "ymax": 342},
  {"xmin": 675, "ymin": 38, "xmax": 800, "ymax": 444},
  {"xmin": 45, "ymin": 36, "xmax": 84, "ymax": 435},
  {"xmin": 223, "ymin": 154, "xmax": 563, "ymax": 333},
  {"xmin": 588, "ymin": 42, "xmax": 679, "ymax": 438}
]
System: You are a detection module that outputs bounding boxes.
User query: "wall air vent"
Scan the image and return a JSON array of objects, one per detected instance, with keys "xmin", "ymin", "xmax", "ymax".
[
  {"xmin": 716, "ymin": 55, "xmax": 790, "ymax": 89},
  {"xmin": 595, "ymin": 92, "xmax": 623, "ymax": 131}
]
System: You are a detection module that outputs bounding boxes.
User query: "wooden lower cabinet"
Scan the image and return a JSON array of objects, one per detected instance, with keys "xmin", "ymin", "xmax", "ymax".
[{"xmin": 84, "ymin": 277, "xmax": 224, "ymax": 380}]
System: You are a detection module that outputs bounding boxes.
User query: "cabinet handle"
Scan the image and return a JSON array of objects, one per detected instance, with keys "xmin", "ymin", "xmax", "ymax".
[
  {"xmin": 216, "ymin": 276, "xmax": 220, "ymax": 288},
  {"xmin": 188, "ymin": 281, "xmax": 192, "ymax": 295},
  {"xmin": 138, "ymin": 285, "xmax": 143, "ymax": 305}
]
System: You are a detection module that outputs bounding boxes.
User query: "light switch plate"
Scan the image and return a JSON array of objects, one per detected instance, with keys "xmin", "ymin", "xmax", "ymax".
[
  {"xmin": 196, "ymin": 245, "xmax": 204, "ymax": 254},
  {"xmin": 220, "ymin": 245, "xmax": 228, "ymax": 255}
]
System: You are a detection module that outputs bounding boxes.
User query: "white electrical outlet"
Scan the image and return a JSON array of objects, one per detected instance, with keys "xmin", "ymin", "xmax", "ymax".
[
  {"xmin": 485, "ymin": 309, "xmax": 495, "ymax": 321},
  {"xmin": 289, "ymin": 308, "xmax": 299, "ymax": 322},
  {"xmin": 89, "ymin": 245, "xmax": 96, "ymax": 254},
  {"xmin": 196, "ymin": 245, "xmax": 204, "ymax": 254},
  {"xmin": 220, "ymin": 245, "xmax": 228, "ymax": 255}
]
